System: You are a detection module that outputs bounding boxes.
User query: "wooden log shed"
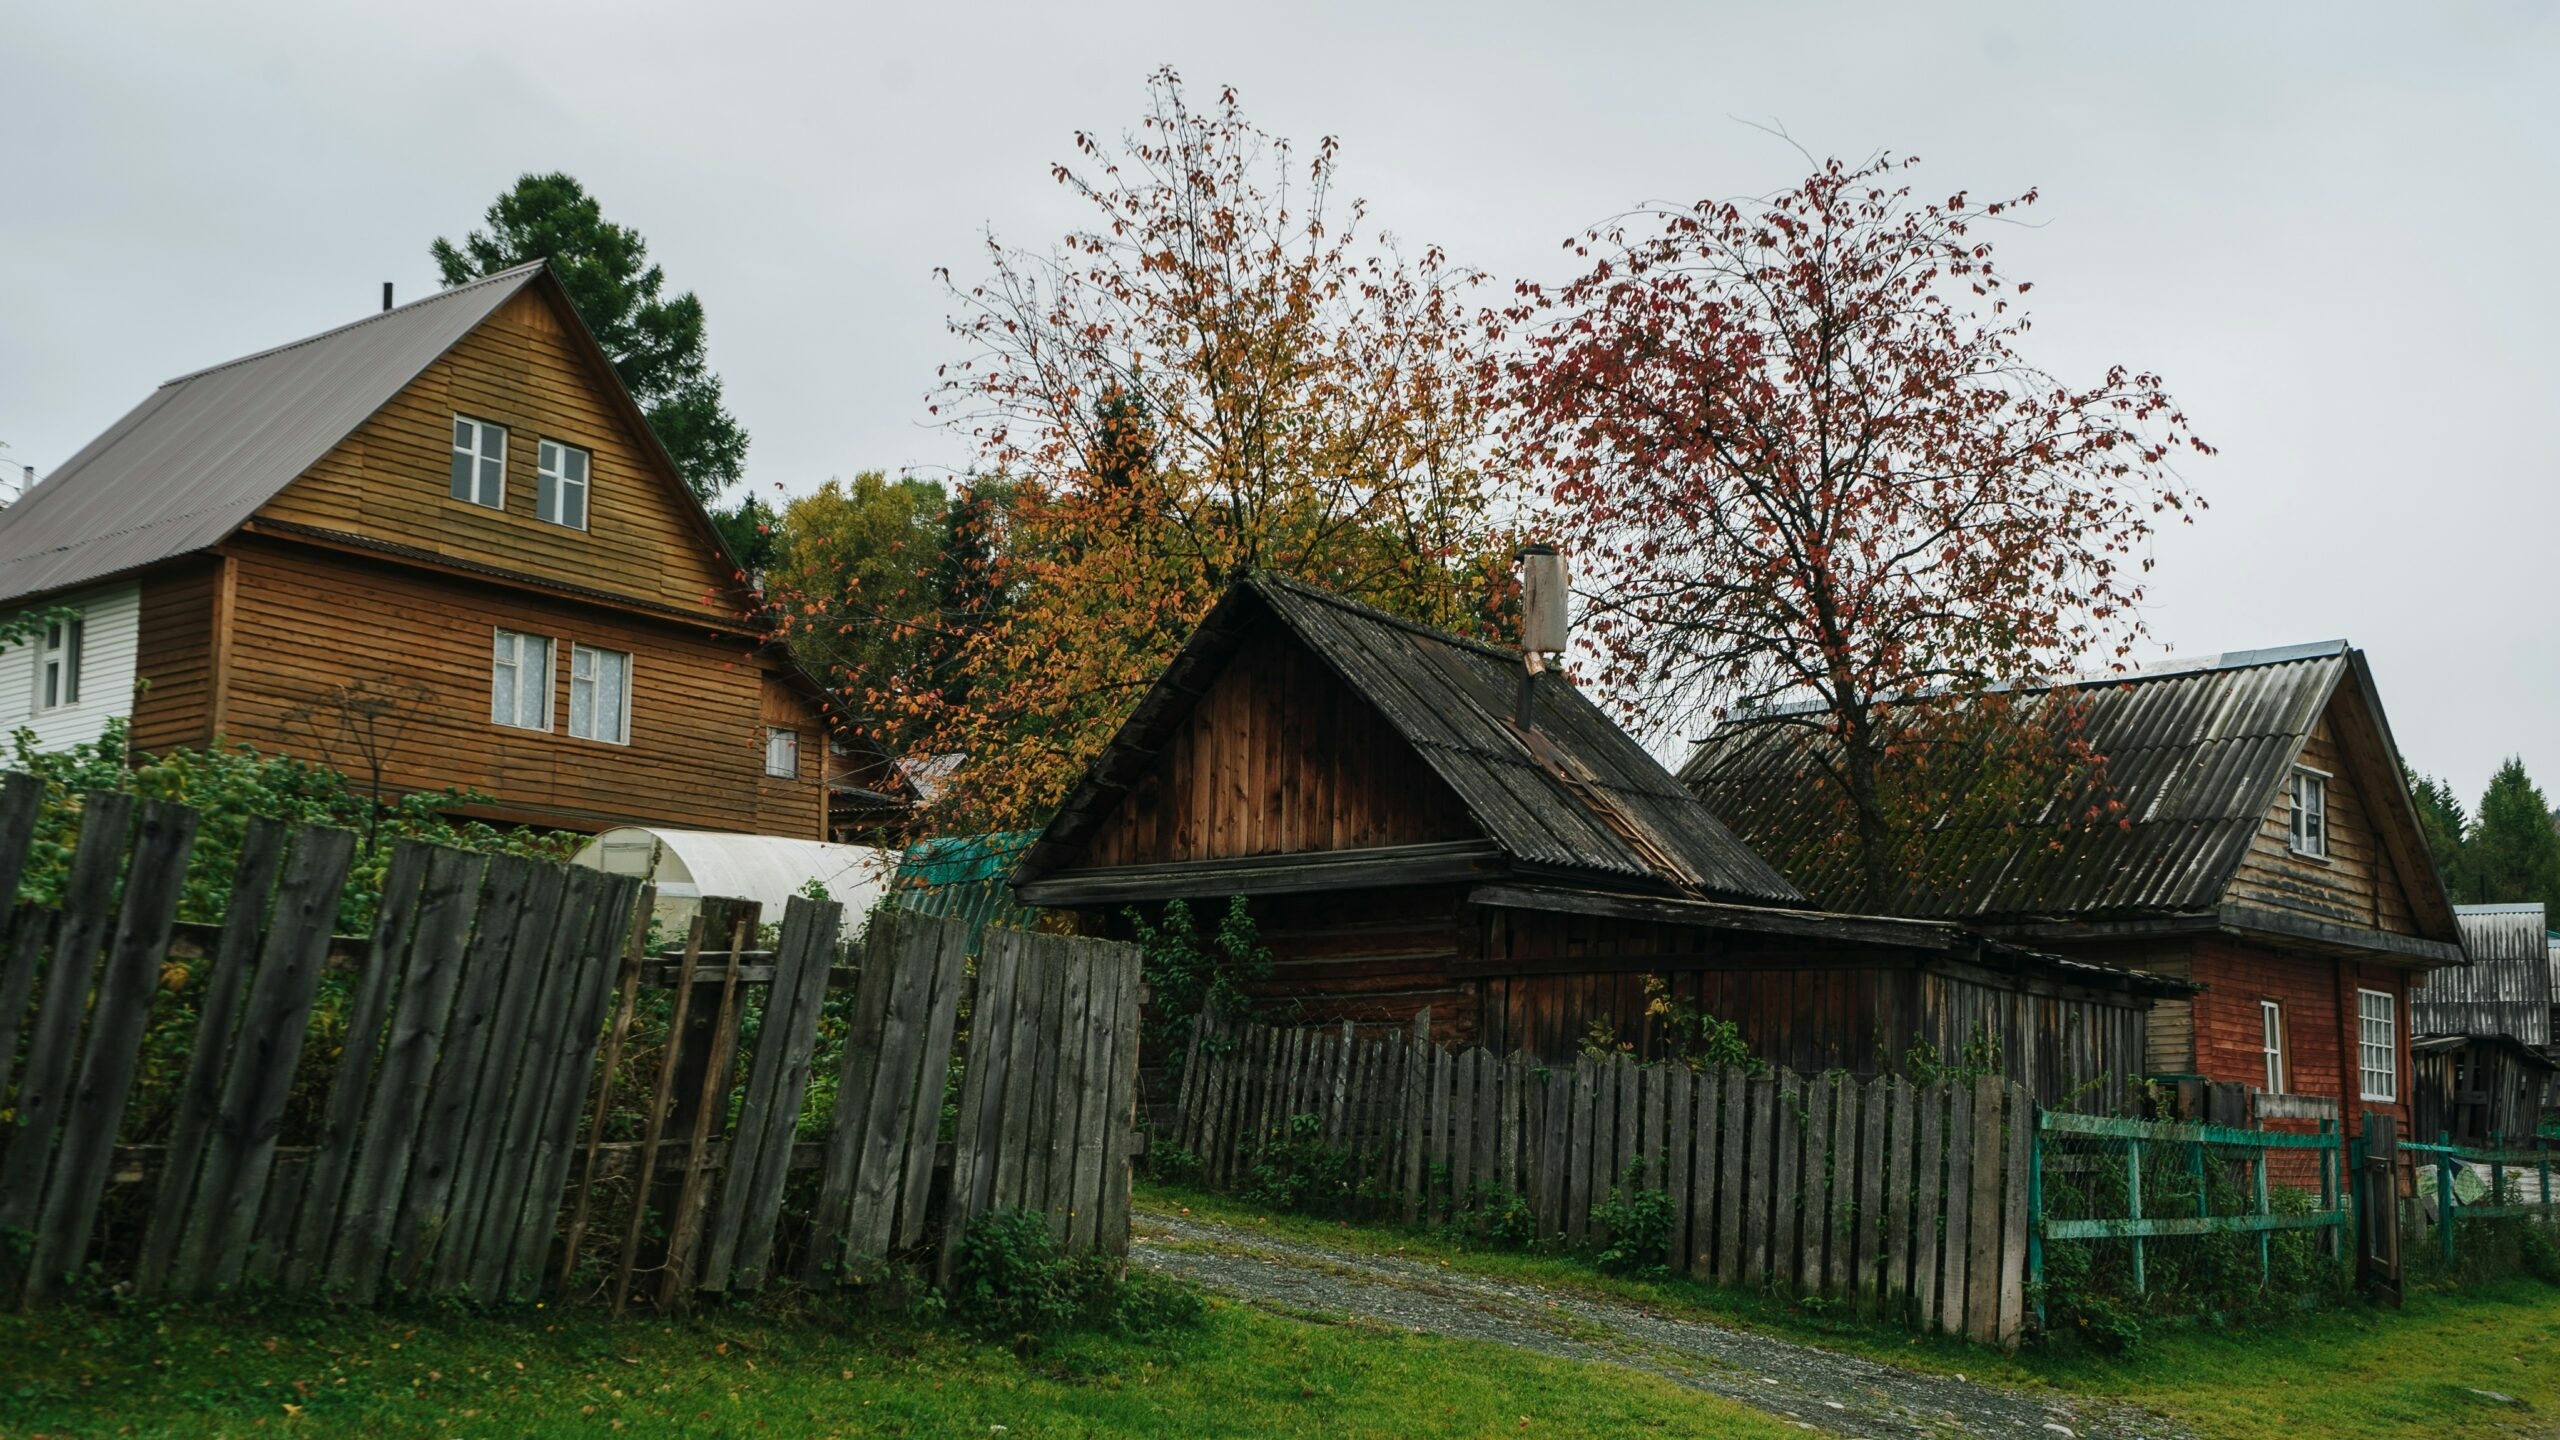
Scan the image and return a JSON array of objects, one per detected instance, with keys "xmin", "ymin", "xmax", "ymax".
[{"xmin": 1012, "ymin": 575, "xmax": 2185, "ymax": 1109}]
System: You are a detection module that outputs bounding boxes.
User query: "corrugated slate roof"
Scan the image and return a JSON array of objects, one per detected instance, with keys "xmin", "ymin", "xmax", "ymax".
[
  {"xmin": 2417, "ymin": 904, "xmax": 2554, "ymax": 1046},
  {"xmin": 0, "ymin": 263, "xmax": 544, "ymax": 604},
  {"xmin": 1021, "ymin": 574, "xmax": 1803, "ymax": 905},
  {"xmin": 1683, "ymin": 643, "xmax": 2418, "ymax": 922}
]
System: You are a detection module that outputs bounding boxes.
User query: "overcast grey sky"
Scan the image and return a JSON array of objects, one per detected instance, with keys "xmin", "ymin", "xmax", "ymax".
[{"xmin": 4, "ymin": 2, "xmax": 2555, "ymax": 806}]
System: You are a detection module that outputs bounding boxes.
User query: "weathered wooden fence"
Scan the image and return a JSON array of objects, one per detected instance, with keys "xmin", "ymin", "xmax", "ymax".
[
  {"xmin": 1171, "ymin": 1010, "xmax": 2033, "ymax": 1346},
  {"xmin": 2405, "ymin": 1132, "xmax": 2560, "ymax": 1268},
  {"xmin": 0, "ymin": 778, "xmax": 1142, "ymax": 1310}
]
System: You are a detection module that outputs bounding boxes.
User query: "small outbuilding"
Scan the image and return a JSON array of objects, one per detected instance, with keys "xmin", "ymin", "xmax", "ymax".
[
  {"xmin": 2409, "ymin": 903, "xmax": 2558, "ymax": 1144},
  {"xmin": 574, "ymin": 826, "xmax": 896, "ymax": 935},
  {"xmin": 1012, "ymin": 572, "xmax": 2183, "ymax": 1109}
]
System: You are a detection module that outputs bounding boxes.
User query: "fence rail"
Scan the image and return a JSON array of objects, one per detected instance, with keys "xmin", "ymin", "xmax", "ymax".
[
  {"xmin": 0, "ymin": 778, "xmax": 1142, "ymax": 1311},
  {"xmin": 2405, "ymin": 1135, "xmax": 2560, "ymax": 1264},
  {"xmin": 1173, "ymin": 1011, "xmax": 2034, "ymax": 1346}
]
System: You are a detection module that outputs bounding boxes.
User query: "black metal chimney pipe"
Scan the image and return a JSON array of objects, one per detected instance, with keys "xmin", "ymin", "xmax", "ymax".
[{"xmin": 382, "ymin": 282, "xmax": 394, "ymax": 312}]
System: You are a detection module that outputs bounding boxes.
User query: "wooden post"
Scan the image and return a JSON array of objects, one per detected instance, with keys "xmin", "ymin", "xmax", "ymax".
[
  {"xmin": 1402, "ymin": 1007, "xmax": 1429, "ymax": 1224},
  {"xmin": 2127, "ymin": 1138, "xmax": 2146, "ymax": 1296}
]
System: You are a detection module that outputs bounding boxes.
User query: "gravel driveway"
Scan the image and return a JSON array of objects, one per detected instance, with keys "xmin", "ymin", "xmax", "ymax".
[{"xmin": 1131, "ymin": 1206, "xmax": 2186, "ymax": 1440}]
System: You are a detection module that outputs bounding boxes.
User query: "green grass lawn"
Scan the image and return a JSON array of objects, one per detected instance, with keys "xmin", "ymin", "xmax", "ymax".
[
  {"xmin": 1137, "ymin": 1183, "xmax": 2560, "ymax": 1440},
  {"xmin": 0, "ymin": 1294, "xmax": 1807, "ymax": 1439}
]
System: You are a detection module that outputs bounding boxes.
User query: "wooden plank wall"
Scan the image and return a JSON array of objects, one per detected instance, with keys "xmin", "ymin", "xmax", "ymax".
[
  {"xmin": 1085, "ymin": 619, "xmax": 1478, "ymax": 868},
  {"xmin": 1173, "ymin": 1012, "xmax": 2037, "ymax": 1348},
  {"xmin": 2229, "ymin": 712, "xmax": 2420, "ymax": 936}
]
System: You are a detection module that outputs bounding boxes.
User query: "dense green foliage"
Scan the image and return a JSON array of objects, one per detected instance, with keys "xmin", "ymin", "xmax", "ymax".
[
  {"xmin": 1126, "ymin": 896, "xmax": 1275, "ymax": 1059},
  {"xmin": 432, "ymin": 171, "xmax": 747, "ymax": 500},
  {"xmin": 946, "ymin": 1209, "xmax": 1204, "ymax": 1345},
  {"xmin": 2409, "ymin": 758, "xmax": 2560, "ymax": 914},
  {"xmin": 8, "ymin": 720, "xmax": 578, "ymax": 934},
  {"xmin": 1587, "ymin": 1158, "xmax": 1676, "ymax": 1277}
]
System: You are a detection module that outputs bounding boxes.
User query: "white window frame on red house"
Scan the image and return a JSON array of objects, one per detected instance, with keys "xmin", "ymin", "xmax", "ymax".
[
  {"xmin": 2260, "ymin": 999, "xmax": 2286, "ymax": 1095},
  {"xmin": 2356, "ymin": 988, "xmax": 2397, "ymax": 1102}
]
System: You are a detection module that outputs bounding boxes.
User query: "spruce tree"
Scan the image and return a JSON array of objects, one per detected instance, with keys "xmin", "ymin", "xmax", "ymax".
[{"xmin": 2468, "ymin": 758, "xmax": 2560, "ymax": 912}]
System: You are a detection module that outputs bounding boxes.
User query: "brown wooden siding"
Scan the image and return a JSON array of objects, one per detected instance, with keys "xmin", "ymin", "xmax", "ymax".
[
  {"xmin": 2231, "ymin": 711, "xmax": 2421, "ymax": 934},
  {"xmin": 1086, "ymin": 621, "xmax": 1479, "ymax": 867},
  {"xmin": 755, "ymin": 675, "xmax": 825, "ymax": 838},
  {"xmin": 257, "ymin": 288, "xmax": 742, "ymax": 622},
  {"xmin": 131, "ymin": 557, "xmax": 221, "ymax": 756},
  {"xmin": 211, "ymin": 537, "xmax": 819, "ymax": 836}
]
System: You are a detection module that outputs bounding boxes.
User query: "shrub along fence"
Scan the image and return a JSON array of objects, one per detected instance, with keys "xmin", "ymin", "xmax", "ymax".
[
  {"xmin": 0, "ymin": 777, "xmax": 1142, "ymax": 1311},
  {"xmin": 1170, "ymin": 1010, "xmax": 2036, "ymax": 1347}
]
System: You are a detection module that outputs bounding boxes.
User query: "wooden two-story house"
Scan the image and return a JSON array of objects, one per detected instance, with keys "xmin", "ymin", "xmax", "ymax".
[
  {"xmin": 0, "ymin": 262, "xmax": 846, "ymax": 838},
  {"xmin": 1685, "ymin": 642, "xmax": 2465, "ymax": 1134}
]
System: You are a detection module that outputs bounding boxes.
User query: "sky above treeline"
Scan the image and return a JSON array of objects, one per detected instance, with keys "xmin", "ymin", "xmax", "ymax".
[{"xmin": 4, "ymin": 2, "xmax": 2554, "ymax": 808}]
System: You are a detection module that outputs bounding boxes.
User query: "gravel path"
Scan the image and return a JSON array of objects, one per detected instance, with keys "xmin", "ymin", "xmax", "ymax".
[{"xmin": 1130, "ymin": 1207, "xmax": 2186, "ymax": 1440}]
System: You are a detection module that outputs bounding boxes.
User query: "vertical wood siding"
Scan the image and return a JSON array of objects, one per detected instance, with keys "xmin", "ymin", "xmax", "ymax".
[
  {"xmin": 2230, "ymin": 711, "xmax": 2422, "ymax": 935},
  {"xmin": 1086, "ymin": 620, "xmax": 1479, "ymax": 867}
]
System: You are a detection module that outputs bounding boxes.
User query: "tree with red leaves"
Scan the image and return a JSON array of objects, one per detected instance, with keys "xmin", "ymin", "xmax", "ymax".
[{"xmin": 1502, "ymin": 154, "xmax": 2210, "ymax": 908}]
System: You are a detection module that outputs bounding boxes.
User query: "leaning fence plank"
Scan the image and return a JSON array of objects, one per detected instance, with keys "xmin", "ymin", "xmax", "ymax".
[
  {"xmin": 987, "ymin": 933, "xmax": 1048, "ymax": 1214},
  {"xmin": 1402, "ymin": 1008, "xmax": 1429, "ymax": 1222},
  {"xmin": 1664, "ymin": 1067, "xmax": 1692, "ymax": 1269},
  {"xmin": 1016, "ymin": 937, "xmax": 1071, "ymax": 1210},
  {"xmin": 22, "ymin": 800, "xmax": 197, "ymax": 1303},
  {"xmin": 0, "ymin": 791, "xmax": 136, "ymax": 1267},
  {"xmin": 280, "ymin": 842, "xmax": 429, "ymax": 1293},
  {"xmin": 1913, "ymin": 1082, "xmax": 1945, "ymax": 1329},
  {"xmin": 0, "ymin": 771, "xmax": 45, "ymax": 907},
  {"xmin": 1449, "ymin": 1044, "xmax": 1477, "ymax": 1205},
  {"xmin": 898, "ymin": 916, "xmax": 971, "ymax": 1250},
  {"xmin": 185, "ymin": 823, "xmax": 356, "ymax": 1296},
  {"xmin": 506, "ymin": 873, "xmax": 647, "ymax": 1300},
  {"xmin": 1742, "ymin": 1070, "xmax": 1773, "ymax": 1286},
  {"xmin": 135, "ymin": 818, "xmax": 288, "ymax": 1298},
  {"xmin": 659, "ymin": 903, "xmax": 755, "ymax": 1310},
  {"xmin": 1067, "ymin": 950, "xmax": 1120, "ymax": 1250},
  {"xmin": 379, "ymin": 855, "xmax": 523, "ymax": 1294},
  {"xmin": 1939, "ymin": 1081, "xmax": 1974, "ymax": 1336},
  {"xmin": 1966, "ymin": 1074, "xmax": 2005, "ymax": 1344},
  {"xmin": 1884, "ymin": 1078, "xmax": 1915, "ymax": 1311},
  {"xmin": 940, "ymin": 926, "xmax": 1022, "ymax": 1285},
  {"xmin": 0, "ymin": 909, "xmax": 51, "ymax": 1122},
  {"xmin": 838, "ymin": 909, "xmax": 941, "ymax": 1266},
  {"xmin": 1039, "ymin": 944, "xmax": 1095, "ymax": 1242},
  {"xmin": 557, "ymin": 880, "xmax": 655, "ymax": 1297},
  {"xmin": 476, "ymin": 868, "xmax": 611, "ymax": 1296},
  {"xmin": 1688, "ymin": 1068, "xmax": 1719, "ymax": 1279},
  {"xmin": 433, "ymin": 862, "xmax": 574, "ymax": 1296},
  {"xmin": 1098, "ymin": 944, "xmax": 1143, "ymax": 1254},
  {"xmin": 1858, "ymin": 1074, "xmax": 1887, "ymax": 1306},
  {"xmin": 1774, "ymin": 1070, "xmax": 1805, "ymax": 1293},
  {"xmin": 723, "ymin": 895, "xmax": 843, "ymax": 1291},
  {"xmin": 806, "ymin": 911, "xmax": 898, "ymax": 1282},
  {"xmin": 1565, "ymin": 1056, "xmax": 1596, "ymax": 1243},
  {"xmin": 1997, "ymin": 1084, "xmax": 2031, "ymax": 1350},
  {"xmin": 1797, "ymin": 1072, "xmax": 1829, "ymax": 1294}
]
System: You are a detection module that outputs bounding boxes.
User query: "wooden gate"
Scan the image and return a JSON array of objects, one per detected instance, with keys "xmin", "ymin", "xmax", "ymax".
[{"xmin": 2355, "ymin": 1112, "xmax": 2402, "ymax": 1306}]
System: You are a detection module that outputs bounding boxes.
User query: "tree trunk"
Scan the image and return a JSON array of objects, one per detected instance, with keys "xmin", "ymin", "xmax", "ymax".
[{"xmin": 1837, "ymin": 704, "xmax": 1894, "ymax": 912}]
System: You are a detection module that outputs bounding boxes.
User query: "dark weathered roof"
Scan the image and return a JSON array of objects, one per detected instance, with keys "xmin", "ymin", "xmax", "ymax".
[
  {"xmin": 1682, "ymin": 642, "xmax": 2460, "ymax": 940},
  {"xmin": 2416, "ymin": 904, "xmax": 2554, "ymax": 1047},
  {"xmin": 0, "ymin": 264, "xmax": 545, "ymax": 604},
  {"xmin": 1018, "ymin": 574, "xmax": 1803, "ymax": 905}
]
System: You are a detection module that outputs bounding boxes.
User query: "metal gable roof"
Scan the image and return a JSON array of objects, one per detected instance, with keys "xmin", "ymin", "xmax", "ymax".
[
  {"xmin": 1681, "ymin": 644, "xmax": 2426, "ymax": 922},
  {"xmin": 1018, "ymin": 574, "xmax": 1804, "ymax": 905},
  {"xmin": 0, "ymin": 263, "xmax": 544, "ymax": 605}
]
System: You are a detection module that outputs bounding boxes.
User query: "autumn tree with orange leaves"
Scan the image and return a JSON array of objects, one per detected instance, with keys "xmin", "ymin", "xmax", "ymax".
[
  {"xmin": 883, "ymin": 69, "xmax": 1517, "ymax": 828},
  {"xmin": 1503, "ymin": 155, "xmax": 2210, "ymax": 909}
]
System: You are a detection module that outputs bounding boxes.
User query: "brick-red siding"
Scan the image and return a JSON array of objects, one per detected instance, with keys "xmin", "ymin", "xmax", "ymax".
[{"xmin": 2185, "ymin": 935, "xmax": 2411, "ymax": 1135}]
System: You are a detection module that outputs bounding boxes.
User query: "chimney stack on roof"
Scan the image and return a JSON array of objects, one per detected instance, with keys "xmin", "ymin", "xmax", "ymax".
[
  {"xmin": 1515, "ymin": 542, "xmax": 1568, "ymax": 729},
  {"xmin": 382, "ymin": 282, "xmax": 394, "ymax": 313}
]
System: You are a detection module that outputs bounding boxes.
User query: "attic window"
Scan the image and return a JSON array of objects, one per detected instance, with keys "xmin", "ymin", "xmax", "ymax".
[
  {"xmin": 2288, "ymin": 767, "xmax": 2328, "ymax": 859},
  {"xmin": 537, "ymin": 439, "xmax": 589, "ymax": 530},
  {"xmin": 450, "ymin": 417, "xmax": 506, "ymax": 509}
]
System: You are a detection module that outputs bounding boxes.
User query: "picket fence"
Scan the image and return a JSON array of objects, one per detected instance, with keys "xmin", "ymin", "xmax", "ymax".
[
  {"xmin": 0, "ymin": 777, "xmax": 1142, "ymax": 1310},
  {"xmin": 1173, "ymin": 1010, "xmax": 2033, "ymax": 1346}
]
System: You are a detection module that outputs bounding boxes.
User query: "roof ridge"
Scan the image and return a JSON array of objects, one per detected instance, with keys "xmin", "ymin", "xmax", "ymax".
[
  {"xmin": 160, "ymin": 260, "xmax": 547, "ymax": 387},
  {"xmin": 1245, "ymin": 570, "xmax": 1523, "ymax": 665}
]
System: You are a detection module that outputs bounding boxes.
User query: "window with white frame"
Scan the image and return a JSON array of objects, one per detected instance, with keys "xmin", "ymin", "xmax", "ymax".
[
  {"xmin": 536, "ymin": 439, "xmax": 590, "ymax": 530},
  {"xmin": 450, "ymin": 416, "xmax": 507, "ymax": 509},
  {"xmin": 2356, "ymin": 988, "xmax": 2397, "ymax": 1102},
  {"xmin": 36, "ymin": 614, "xmax": 83, "ymax": 711},
  {"xmin": 568, "ymin": 644, "xmax": 631, "ymax": 744},
  {"xmin": 765, "ymin": 727, "xmax": 799, "ymax": 778},
  {"xmin": 2259, "ymin": 1000, "xmax": 2286, "ymax": 1094},
  {"xmin": 2288, "ymin": 767, "xmax": 2328, "ymax": 859},
  {"xmin": 490, "ymin": 629, "xmax": 552, "ymax": 730}
]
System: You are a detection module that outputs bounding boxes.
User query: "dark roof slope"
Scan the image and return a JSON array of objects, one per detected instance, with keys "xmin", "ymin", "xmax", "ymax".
[
  {"xmin": 1018, "ymin": 574, "xmax": 1803, "ymax": 905},
  {"xmin": 0, "ymin": 264, "xmax": 546, "ymax": 604},
  {"xmin": 1682, "ymin": 642, "xmax": 2458, "ymax": 936}
]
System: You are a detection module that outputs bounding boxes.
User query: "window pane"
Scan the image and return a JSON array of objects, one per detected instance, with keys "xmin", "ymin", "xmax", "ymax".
[
  {"xmin": 566, "ymin": 448, "xmax": 587, "ymax": 484},
  {"xmin": 563, "ymin": 483, "xmax": 585, "ymax": 530},
  {"xmin": 602, "ymin": 651, "xmax": 627, "ymax": 742},
  {"xmin": 569, "ymin": 673, "xmax": 593, "ymax": 739},
  {"xmin": 479, "ymin": 453, "xmax": 502, "ymax": 508},
  {"xmin": 63, "ymin": 619, "xmax": 80, "ymax": 705},
  {"xmin": 451, "ymin": 445, "xmax": 475, "ymax": 501},
  {"xmin": 536, "ymin": 467, "xmax": 557, "ymax": 524}
]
